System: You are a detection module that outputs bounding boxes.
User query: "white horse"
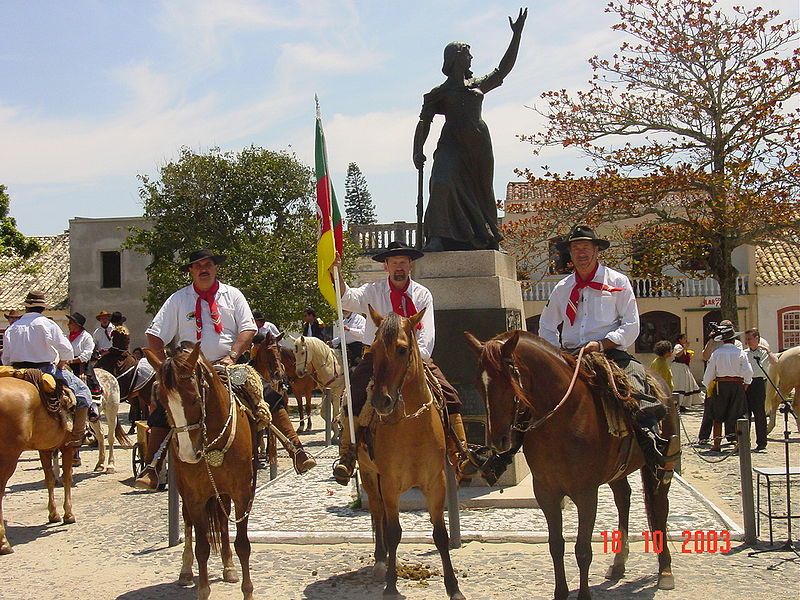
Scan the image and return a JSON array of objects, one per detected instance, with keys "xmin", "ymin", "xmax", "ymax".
[
  {"xmin": 291, "ymin": 336, "xmax": 345, "ymax": 434},
  {"xmin": 765, "ymin": 346, "xmax": 800, "ymax": 434},
  {"xmin": 87, "ymin": 368, "xmax": 132, "ymax": 473}
]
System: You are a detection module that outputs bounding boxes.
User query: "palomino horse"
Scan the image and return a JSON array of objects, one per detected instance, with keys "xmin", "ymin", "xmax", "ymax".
[
  {"xmin": 144, "ymin": 345, "xmax": 256, "ymax": 600},
  {"xmin": 87, "ymin": 368, "xmax": 131, "ymax": 473},
  {"xmin": 465, "ymin": 330, "xmax": 675, "ymax": 600},
  {"xmin": 0, "ymin": 377, "xmax": 78, "ymax": 554},
  {"xmin": 765, "ymin": 345, "xmax": 800, "ymax": 434},
  {"xmin": 253, "ymin": 333, "xmax": 316, "ymax": 432},
  {"xmin": 291, "ymin": 335, "xmax": 344, "ymax": 435},
  {"xmin": 360, "ymin": 307, "xmax": 464, "ymax": 600}
]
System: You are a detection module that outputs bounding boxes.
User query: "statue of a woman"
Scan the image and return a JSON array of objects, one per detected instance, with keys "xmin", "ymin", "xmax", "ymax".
[{"xmin": 413, "ymin": 8, "xmax": 527, "ymax": 252}]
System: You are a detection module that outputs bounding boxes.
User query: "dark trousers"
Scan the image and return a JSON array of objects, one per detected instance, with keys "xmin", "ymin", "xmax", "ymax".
[
  {"xmin": 700, "ymin": 382, "xmax": 745, "ymax": 443},
  {"xmin": 348, "ymin": 350, "xmax": 461, "ymax": 417},
  {"xmin": 745, "ymin": 378, "xmax": 768, "ymax": 447}
]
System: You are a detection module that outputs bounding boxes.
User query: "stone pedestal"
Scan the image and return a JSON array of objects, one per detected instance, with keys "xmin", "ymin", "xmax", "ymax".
[{"xmin": 414, "ymin": 250, "xmax": 528, "ymax": 486}]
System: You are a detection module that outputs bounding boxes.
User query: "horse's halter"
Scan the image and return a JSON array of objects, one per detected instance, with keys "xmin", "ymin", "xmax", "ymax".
[{"xmin": 371, "ymin": 341, "xmax": 436, "ymax": 423}]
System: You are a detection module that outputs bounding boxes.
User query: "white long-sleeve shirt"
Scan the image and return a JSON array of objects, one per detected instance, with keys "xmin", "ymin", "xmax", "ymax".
[
  {"xmin": 146, "ymin": 281, "xmax": 257, "ymax": 362},
  {"xmin": 93, "ymin": 323, "xmax": 114, "ymax": 350},
  {"xmin": 70, "ymin": 329, "xmax": 95, "ymax": 363},
  {"xmin": 331, "ymin": 312, "xmax": 367, "ymax": 346},
  {"xmin": 340, "ymin": 278, "xmax": 435, "ymax": 360},
  {"xmin": 703, "ymin": 343, "xmax": 754, "ymax": 388},
  {"xmin": 539, "ymin": 264, "xmax": 640, "ymax": 350},
  {"xmin": 2, "ymin": 312, "xmax": 74, "ymax": 365}
]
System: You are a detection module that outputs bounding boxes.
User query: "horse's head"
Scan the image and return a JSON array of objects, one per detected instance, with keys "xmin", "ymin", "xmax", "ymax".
[
  {"xmin": 254, "ymin": 332, "xmax": 287, "ymax": 386},
  {"xmin": 144, "ymin": 343, "xmax": 208, "ymax": 464},
  {"xmin": 291, "ymin": 335, "xmax": 311, "ymax": 377},
  {"xmin": 464, "ymin": 330, "xmax": 522, "ymax": 453},
  {"xmin": 369, "ymin": 304, "xmax": 425, "ymax": 417}
]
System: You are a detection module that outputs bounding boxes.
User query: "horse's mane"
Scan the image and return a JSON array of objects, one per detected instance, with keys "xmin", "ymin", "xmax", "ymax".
[{"xmin": 375, "ymin": 312, "xmax": 402, "ymax": 348}]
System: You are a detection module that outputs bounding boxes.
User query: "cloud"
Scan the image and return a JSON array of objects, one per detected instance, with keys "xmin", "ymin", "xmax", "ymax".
[{"xmin": 277, "ymin": 42, "xmax": 385, "ymax": 75}]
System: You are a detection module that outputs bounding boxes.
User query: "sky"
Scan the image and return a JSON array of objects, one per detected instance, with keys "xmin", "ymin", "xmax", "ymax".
[{"xmin": 2, "ymin": 0, "xmax": 797, "ymax": 237}]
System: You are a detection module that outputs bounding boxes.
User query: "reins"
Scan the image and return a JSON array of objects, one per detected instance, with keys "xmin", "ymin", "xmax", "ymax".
[
  {"xmin": 508, "ymin": 345, "xmax": 587, "ymax": 432},
  {"xmin": 375, "ymin": 346, "xmax": 441, "ymax": 424}
]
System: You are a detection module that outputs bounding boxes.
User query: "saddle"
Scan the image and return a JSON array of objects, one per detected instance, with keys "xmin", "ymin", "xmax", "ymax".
[
  {"xmin": 575, "ymin": 352, "xmax": 640, "ymax": 437},
  {"xmin": 213, "ymin": 364, "xmax": 271, "ymax": 432},
  {"xmin": 0, "ymin": 366, "xmax": 76, "ymax": 419}
]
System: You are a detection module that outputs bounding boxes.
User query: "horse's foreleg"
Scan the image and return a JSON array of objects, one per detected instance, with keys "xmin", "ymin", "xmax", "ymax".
[
  {"xmin": 382, "ymin": 495, "xmax": 402, "ymax": 597},
  {"xmin": 305, "ymin": 393, "xmax": 313, "ymax": 432},
  {"xmin": 360, "ymin": 472, "xmax": 387, "ymax": 580},
  {"xmin": 606, "ymin": 478, "xmax": 631, "ymax": 580},
  {"xmin": 60, "ymin": 446, "xmax": 76, "ymax": 524},
  {"xmin": 89, "ymin": 419, "xmax": 105, "ymax": 473},
  {"xmin": 178, "ymin": 504, "xmax": 194, "ymax": 586},
  {"xmin": 38, "ymin": 451, "xmax": 60, "ymax": 523},
  {"xmin": 294, "ymin": 393, "xmax": 305, "ymax": 433},
  {"xmin": 425, "ymin": 477, "xmax": 464, "ymax": 600},
  {"xmin": 572, "ymin": 490, "xmax": 599, "ymax": 600},
  {"xmin": 0, "ymin": 453, "xmax": 22, "ymax": 554},
  {"xmin": 194, "ymin": 521, "xmax": 212, "ymax": 600},
  {"xmin": 220, "ymin": 497, "xmax": 239, "ymax": 583},
  {"xmin": 105, "ymin": 399, "xmax": 118, "ymax": 473},
  {"xmin": 640, "ymin": 466, "xmax": 674, "ymax": 590},
  {"xmin": 536, "ymin": 482, "xmax": 569, "ymax": 600},
  {"xmin": 233, "ymin": 499, "xmax": 254, "ymax": 600}
]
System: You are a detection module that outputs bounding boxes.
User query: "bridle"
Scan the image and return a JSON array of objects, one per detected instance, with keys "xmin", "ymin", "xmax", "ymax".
[
  {"xmin": 372, "ymin": 342, "xmax": 438, "ymax": 424},
  {"xmin": 296, "ymin": 340, "xmax": 340, "ymax": 388},
  {"xmin": 490, "ymin": 345, "xmax": 587, "ymax": 434}
]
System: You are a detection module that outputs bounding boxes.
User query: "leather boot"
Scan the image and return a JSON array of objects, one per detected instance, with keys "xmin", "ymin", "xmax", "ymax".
[
  {"xmin": 447, "ymin": 413, "xmax": 471, "ymax": 483},
  {"xmin": 134, "ymin": 426, "xmax": 170, "ymax": 491},
  {"xmin": 634, "ymin": 426, "xmax": 680, "ymax": 484},
  {"xmin": 333, "ymin": 415, "xmax": 356, "ymax": 486},
  {"xmin": 67, "ymin": 407, "xmax": 88, "ymax": 446},
  {"xmin": 710, "ymin": 422, "xmax": 723, "ymax": 452},
  {"xmin": 272, "ymin": 408, "xmax": 316, "ymax": 474}
]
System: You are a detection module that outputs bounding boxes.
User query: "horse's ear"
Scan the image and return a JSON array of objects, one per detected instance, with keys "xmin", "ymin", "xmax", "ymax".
[
  {"xmin": 287, "ymin": 334, "xmax": 297, "ymax": 343},
  {"xmin": 408, "ymin": 307, "xmax": 426, "ymax": 330},
  {"xmin": 368, "ymin": 304, "xmax": 384, "ymax": 327},
  {"xmin": 463, "ymin": 331, "xmax": 484, "ymax": 356},
  {"xmin": 501, "ymin": 330, "xmax": 520, "ymax": 359},
  {"xmin": 142, "ymin": 348, "xmax": 162, "ymax": 370},
  {"xmin": 187, "ymin": 342, "xmax": 201, "ymax": 367},
  {"xmin": 276, "ymin": 332, "xmax": 284, "ymax": 343}
]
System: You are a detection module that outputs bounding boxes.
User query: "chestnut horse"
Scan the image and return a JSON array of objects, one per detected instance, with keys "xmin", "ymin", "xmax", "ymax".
[
  {"xmin": 144, "ymin": 345, "xmax": 256, "ymax": 600},
  {"xmin": 361, "ymin": 307, "xmax": 464, "ymax": 600},
  {"xmin": 253, "ymin": 333, "xmax": 316, "ymax": 432},
  {"xmin": 465, "ymin": 330, "xmax": 675, "ymax": 600},
  {"xmin": 0, "ymin": 377, "xmax": 78, "ymax": 555}
]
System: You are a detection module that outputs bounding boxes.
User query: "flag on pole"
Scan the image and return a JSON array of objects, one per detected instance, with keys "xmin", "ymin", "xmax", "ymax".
[{"xmin": 315, "ymin": 98, "xmax": 343, "ymax": 309}]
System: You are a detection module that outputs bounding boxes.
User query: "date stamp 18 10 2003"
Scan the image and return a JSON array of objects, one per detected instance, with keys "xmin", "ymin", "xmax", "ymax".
[{"xmin": 600, "ymin": 530, "xmax": 731, "ymax": 554}]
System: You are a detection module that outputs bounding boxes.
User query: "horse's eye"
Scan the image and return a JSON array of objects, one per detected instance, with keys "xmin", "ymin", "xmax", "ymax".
[{"xmin": 398, "ymin": 346, "xmax": 408, "ymax": 356}]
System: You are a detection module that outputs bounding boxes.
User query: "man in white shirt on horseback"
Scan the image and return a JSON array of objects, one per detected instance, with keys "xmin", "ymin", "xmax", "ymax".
[
  {"xmin": 135, "ymin": 249, "xmax": 259, "ymax": 490},
  {"xmin": 538, "ymin": 226, "xmax": 680, "ymax": 485},
  {"xmin": 328, "ymin": 241, "xmax": 471, "ymax": 485}
]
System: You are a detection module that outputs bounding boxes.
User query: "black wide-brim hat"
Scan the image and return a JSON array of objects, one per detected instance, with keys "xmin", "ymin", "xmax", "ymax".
[
  {"xmin": 180, "ymin": 249, "xmax": 227, "ymax": 273},
  {"xmin": 372, "ymin": 241, "xmax": 425, "ymax": 263},
  {"xmin": 67, "ymin": 312, "xmax": 87, "ymax": 328},
  {"xmin": 110, "ymin": 311, "xmax": 127, "ymax": 325},
  {"xmin": 555, "ymin": 225, "xmax": 611, "ymax": 253}
]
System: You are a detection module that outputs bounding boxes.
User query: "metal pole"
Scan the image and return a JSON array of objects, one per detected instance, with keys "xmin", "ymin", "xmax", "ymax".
[
  {"xmin": 670, "ymin": 393, "xmax": 681, "ymax": 475},
  {"xmin": 445, "ymin": 460, "xmax": 461, "ymax": 549},
  {"xmin": 324, "ymin": 388, "xmax": 332, "ymax": 446},
  {"xmin": 269, "ymin": 458, "xmax": 278, "ymax": 481},
  {"xmin": 736, "ymin": 417, "xmax": 757, "ymax": 545},
  {"xmin": 167, "ymin": 447, "xmax": 180, "ymax": 547}
]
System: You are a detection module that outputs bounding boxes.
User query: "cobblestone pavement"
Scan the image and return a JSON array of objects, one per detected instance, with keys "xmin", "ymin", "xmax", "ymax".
[{"xmin": 1, "ymin": 410, "xmax": 796, "ymax": 600}]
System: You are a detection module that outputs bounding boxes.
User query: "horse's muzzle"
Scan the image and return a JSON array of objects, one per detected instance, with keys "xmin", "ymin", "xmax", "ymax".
[
  {"xmin": 372, "ymin": 392, "xmax": 398, "ymax": 416},
  {"xmin": 491, "ymin": 432, "xmax": 512, "ymax": 454}
]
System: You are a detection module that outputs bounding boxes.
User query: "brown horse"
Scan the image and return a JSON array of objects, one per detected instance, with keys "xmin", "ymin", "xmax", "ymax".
[
  {"xmin": 96, "ymin": 349, "xmax": 154, "ymax": 423},
  {"xmin": 0, "ymin": 377, "xmax": 78, "ymax": 555},
  {"xmin": 360, "ymin": 307, "xmax": 464, "ymax": 600},
  {"xmin": 464, "ymin": 330, "xmax": 675, "ymax": 600},
  {"xmin": 144, "ymin": 344, "xmax": 256, "ymax": 600},
  {"xmin": 253, "ymin": 334, "xmax": 316, "ymax": 432}
]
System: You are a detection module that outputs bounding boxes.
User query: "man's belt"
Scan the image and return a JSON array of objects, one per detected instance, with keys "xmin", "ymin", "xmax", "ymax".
[
  {"xmin": 12, "ymin": 361, "xmax": 52, "ymax": 369},
  {"xmin": 715, "ymin": 376, "xmax": 744, "ymax": 383}
]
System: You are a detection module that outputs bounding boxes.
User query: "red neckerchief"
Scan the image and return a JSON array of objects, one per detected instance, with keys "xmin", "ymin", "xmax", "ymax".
[
  {"xmin": 565, "ymin": 264, "xmax": 623, "ymax": 326},
  {"xmin": 69, "ymin": 330, "xmax": 82, "ymax": 343},
  {"xmin": 193, "ymin": 280, "xmax": 224, "ymax": 340},
  {"xmin": 389, "ymin": 278, "xmax": 422, "ymax": 329}
]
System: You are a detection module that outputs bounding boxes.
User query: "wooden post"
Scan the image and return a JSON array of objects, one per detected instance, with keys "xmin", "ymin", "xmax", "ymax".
[
  {"xmin": 736, "ymin": 417, "xmax": 757, "ymax": 545},
  {"xmin": 670, "ymin": 393, "xmax": 681, "ymax": 475}
]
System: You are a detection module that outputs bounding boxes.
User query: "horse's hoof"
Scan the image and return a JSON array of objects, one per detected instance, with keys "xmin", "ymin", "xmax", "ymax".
[
  {"xmin": 450, "ymin": 592, "xmax": 466, "ymax": 600},
  {"xmin": 383, "ymin": 588, "xmax": 400, "ymax": 598},
  {"xmin": 605, "ymin": 564, "xmax": 625, "ymax": 580},
  {"xmin": 372, "ymin": 562, "xmax": 386, "ymax": 582},
  {"xmin": 106, "ymin": 465, "xmax": 116, "ymax": 474},
  {"xmin": 94, "ymin": 464, "xmax": 105, "ymax": 473},
  {"xmin": 177, "ymin": 572, "xmax": 194, "ymax": 586},
  {"xmin": 48, "ymin": 514, "xmax": 60, "ymax": 523},
  {"xmin": 0, "ymin": 544, "xmax": 14, "ymax": 555},
  {"xmin": 297, "ymin": 422, "xmax": 305, "ymax": 433},
  {"xmin": 222, "ymin": 567, "xmax": 239, "ymax": 583},
  {"xmin": 63, "ymin": 514, "xmax": 76, "ymax": 525},
  {"xmin": 657, "ymin": 573, "xmax": 675, "ymax": 590}
]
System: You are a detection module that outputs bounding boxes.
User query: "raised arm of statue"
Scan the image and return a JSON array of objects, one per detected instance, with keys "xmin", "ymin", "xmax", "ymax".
[{"xmin": 496, "ymin": 8, "xmax": 527, "ymax": 80}]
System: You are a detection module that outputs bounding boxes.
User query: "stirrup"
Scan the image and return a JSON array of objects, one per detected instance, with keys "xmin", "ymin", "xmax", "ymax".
[{"xmin": 332, "ymin": 457, "xmax": 354, "ymax": 486}]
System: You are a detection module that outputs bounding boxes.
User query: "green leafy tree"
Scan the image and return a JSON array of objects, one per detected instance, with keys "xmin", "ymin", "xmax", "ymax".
[
  {"xmin": 124, "ymin": 146, "xmax": 354, "ymax": 327},
  {"xmin": 0, "ymin": 185, "xmax": 41, "ymax": 260},
  {"xmin": 505, "ymin": 0, "xmax": 800, "ymax": 327},
  {"xmin": 344, "ymin": 162, "xmax": 377, "ymax": 225}
]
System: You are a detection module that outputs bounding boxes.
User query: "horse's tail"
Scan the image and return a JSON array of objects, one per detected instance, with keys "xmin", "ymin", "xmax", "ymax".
[
  {"xmin": 114, "ymin": 422, "xmax": 132, "ymax": 448},
  {"xmin": 204, "ymin": 496, "xmax": 226, "ymax": 555}
]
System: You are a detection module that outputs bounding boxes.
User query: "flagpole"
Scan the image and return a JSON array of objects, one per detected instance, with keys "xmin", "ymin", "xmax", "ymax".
[{"xmin": 316, "ymin": 95, "xmax": 356, "ymax": 448}]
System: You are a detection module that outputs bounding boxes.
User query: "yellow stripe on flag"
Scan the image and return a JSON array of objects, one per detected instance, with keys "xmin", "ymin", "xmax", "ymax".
[{"xmin": 317, "ymin": 229, "xmax": 337, "ymax": 309}]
